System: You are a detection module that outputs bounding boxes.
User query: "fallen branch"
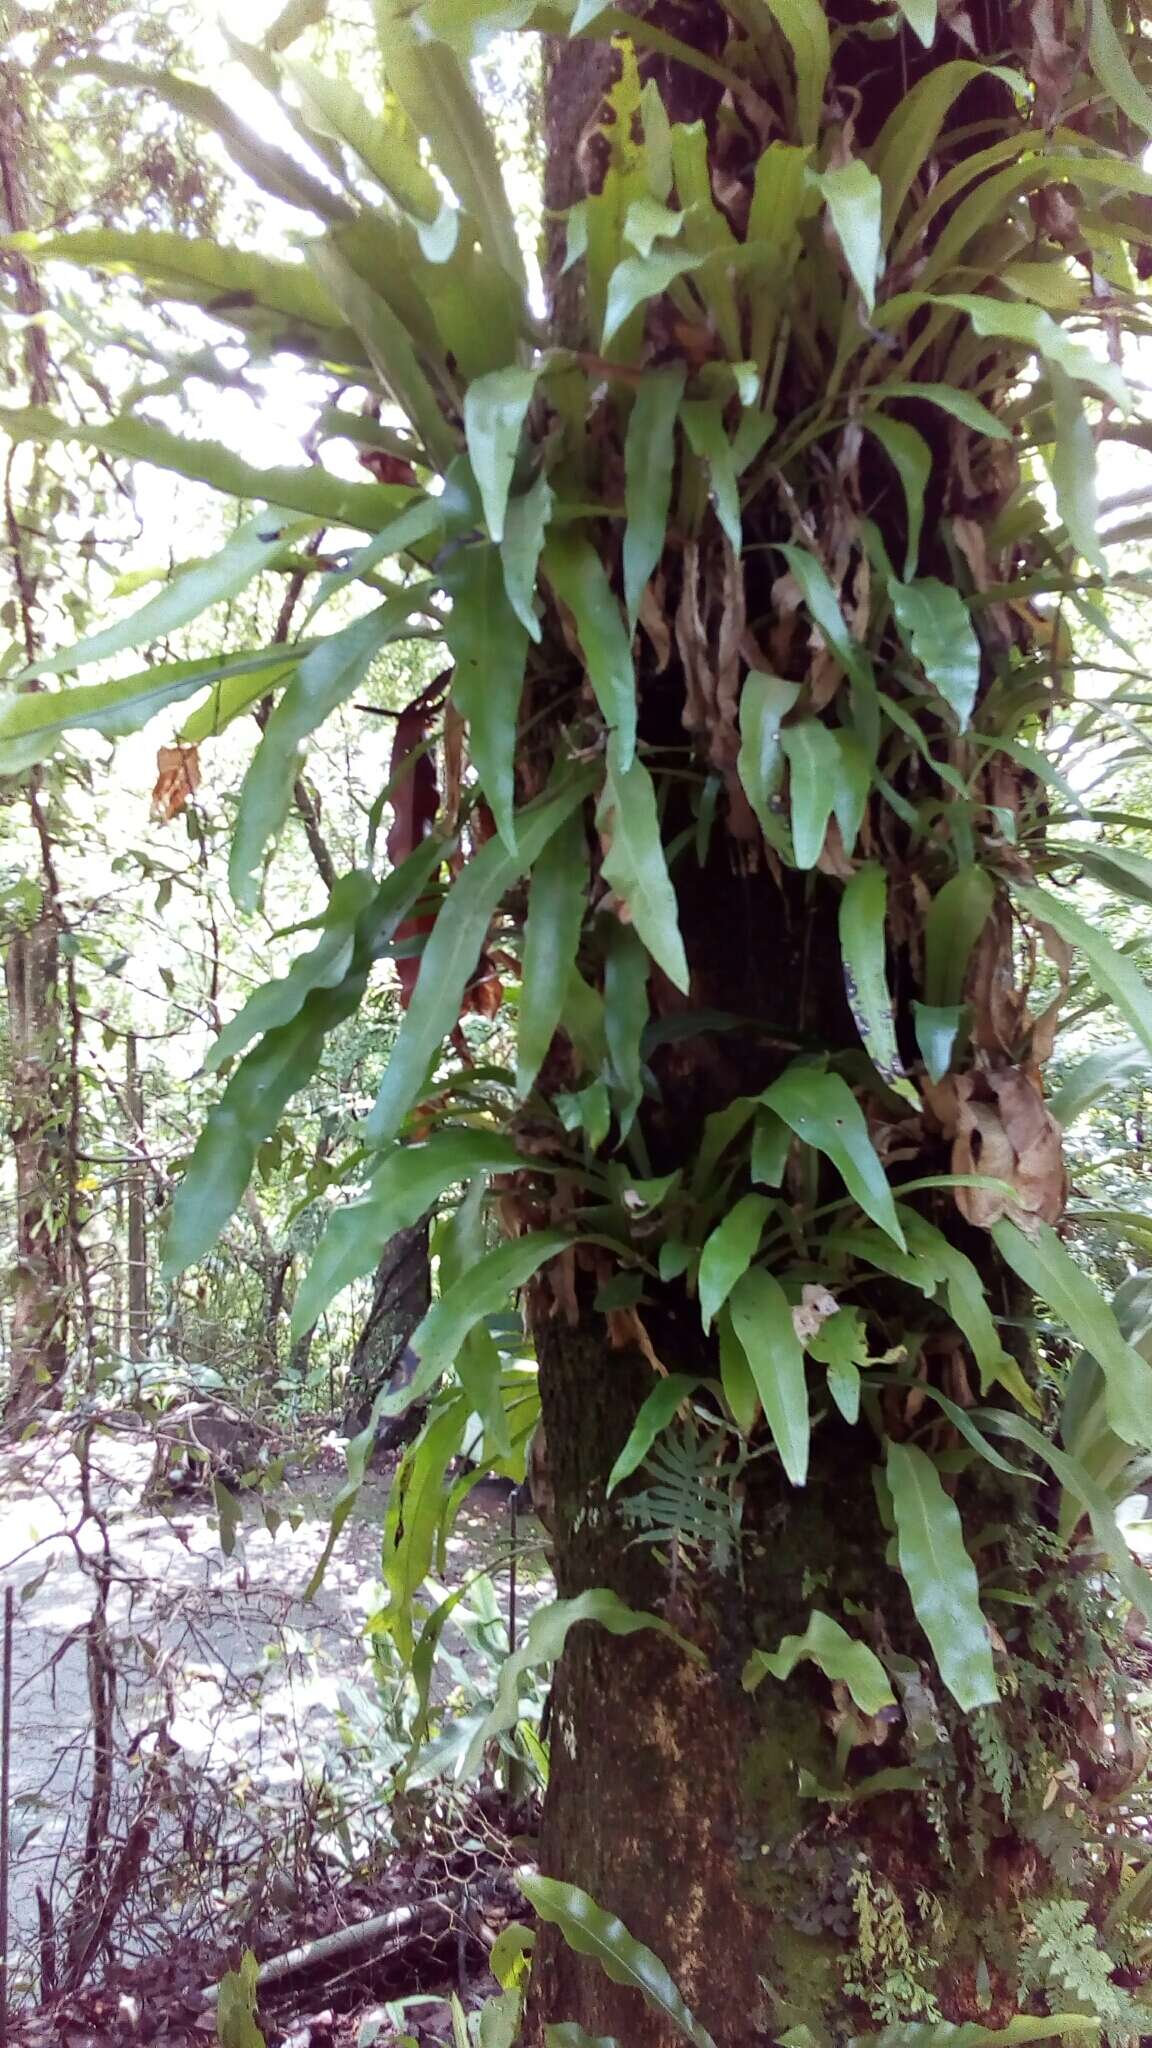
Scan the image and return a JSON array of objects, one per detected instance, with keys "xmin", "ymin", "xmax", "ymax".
[{"xmin": 199, "ymin": 1894, "xmax": 454, "ymax": 2003}]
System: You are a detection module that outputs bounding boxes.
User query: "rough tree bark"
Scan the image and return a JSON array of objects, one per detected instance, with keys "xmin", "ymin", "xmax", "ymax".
[
  {"xmin": 519, "ymin": 8, "xmax": 1135, "ymax": 2043},
  {"xmin": 4, "ymin": 919, "xmax": 68, "ymax": 1418}
]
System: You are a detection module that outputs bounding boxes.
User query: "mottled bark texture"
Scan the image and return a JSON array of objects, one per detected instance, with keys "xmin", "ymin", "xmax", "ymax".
[{"xmin": 518, "ymin": 6, "xmax": 1130, "ymax": 2043}]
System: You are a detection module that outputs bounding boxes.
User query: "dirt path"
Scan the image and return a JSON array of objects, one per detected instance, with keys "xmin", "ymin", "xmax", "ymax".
[{"xmin": 0, "ymin": 1421, "xmax": 534, "ymax": 1994}]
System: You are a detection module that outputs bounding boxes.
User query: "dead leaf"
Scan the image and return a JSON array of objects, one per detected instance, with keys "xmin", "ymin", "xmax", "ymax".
[
  {"xmin": 952, "ymin": 1066, "xmax": 1066, "ymax": 1231},
  {"xmin": 792, "ymin": 1283, "xmax": 840, "ymax": 1341},
  {"xmin": 151, "ymin": 743, "xmax": 200, "ymax": 822}
]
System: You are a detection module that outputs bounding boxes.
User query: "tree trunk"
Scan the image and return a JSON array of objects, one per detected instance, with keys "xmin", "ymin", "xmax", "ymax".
[
  {"xmin": 343, "ymin": 1219, "xmax": 431, "ymax": 1437},
  {"xmin": 4, "ymin": 917, "xmax": 68, "ymax": 1420},
  {"xmin": 520, "ymin": 10, "xmax": 1134, "ymax": 2042}
]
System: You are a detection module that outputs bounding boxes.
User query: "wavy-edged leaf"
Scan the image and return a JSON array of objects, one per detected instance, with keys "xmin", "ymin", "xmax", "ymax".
[
  {"xmin": 781, "ymin": 717, "xmax": 839, "ymax": 869},
  {"xmin": 854, "ymin": 2013, "xmax": 1101, "ymax": 2048},
  {"xmin": 502, "ymin": 471, "xmax": 552, "ymax": 641},
  {"xmin": 1048, "ymin": 362, "xmax": 1104, "ymax": 572},
  {"xmin": 444, "ymin": 543, "xmax": 528, "ymax": 850},
  {"xmin": 367, "ymin": 770, "xmax": 596, "ymax": 1143},
  {"xmin": 280, "ymin": 55, "xmax": 442, "ymax": 219},
  {"xmin": 900, "ymin": 1212, "xmax": 1037, "ymax": 1413},
  {"xmin": 0, "ymin": 647, "xmax": 303, "ymax": 778},
  {"xmin": 698, "ymin": 1194, "xmax": 772, "ymax": 1331},
  {"xmin": 623, "ymin": 365, "xmax": 685, "ymax": 628},
  {"xmin": 517, "ymin": 808, "xmax": 588, "ymax": 1097},
  {"xmin": 597, "ymin": 757, "xmax": 689, "ymax": 993},
  {"xmin": 519, "ymin": 1875, "xmax": 715, "ymax": 2048},
  {"xmin": 293, "ymin": 1125, "xmax": 521, "ymax": 1338},
  {"xmin": 762, "ymin": 1067, "xmax": 906, "ymax": 1248},
  {"xmin": 0, "ymin": 405, "xmax": 410, "ymax": 530},
  {"xmin": 839, "ymin": 864, "xmax": 915, "ymax": 1098},
  {"xmin": 737, "ymin": 672, "xmax": 799, "ymax": 848},
  {"xmin": 777, "ymin": 542, "xmax": 869, "ymax": 688},
  {"xmin": 27, "ymin": 511, "xmax": 310, "ymax": 680},
  {"xmin": 727, "ymin": 1267, "xmax": 810, "ymax": 1485},
  {"xmin": 465, "ymin": 1592, "xmax": 705, "ymax": 1780},
  {"xmin": 207, "ymin": 871, "xmax": 376, "ymax": 1073},
  {"xmin": 806, "ymin": 1307, "xmax": 867, "ymax": 1423},
  {"xmin": 1050, "ymin": 1040, "xmax": 1151, "ymax": 1127},
  {"xmin": 886, "ymin": 1440, "xmax": 998, "ymax": 1711},
  {"xmin": 602, "ymin": 246, "xmax": 707, "ymax": 347},
  {"xmin": 991, "ymin": 1217, "xmax": 1152, "ymax": 1449},
  {"xmin": 871, "ymin": 380, "xmax": 1010, "ymax": 439},
  {"xmin": 923, "ymin": 867, "xmax": 994, "ymax": 1006},
  {"xmin": 860, "ymin": 418, "xmax": 929, "ymax": 580},
  {"xmin": 744, "ymin": 1609, "xmax": 895, "ymax": 1716},
  {"xmin": 748, "ymin": 0, "xmax": 830, "ymax": 145},
  {"xmin": 890, "ymin": 578, "xmax": 980, "ymax": 732},
  {"xmin": 934, "ymin": 293, "xmax": 1129, "ymax": 409},
  {"xmin": 815, "ymin": 158, "xmax": 883, "ymax": 311},
  {"xmin": 231, "ymin": 586, "xmax": 435, "ymax": 909},
  {"xmin": 543, "ymin": 532, "xmax": 636, "ymax": 773},
  {"xmin": 464, "ymin": 366, "xmax": 539, "ymax": 544},
  {"xmin": 1012, "ymin": 882, "xmax": 1152, "ymax": 1057},
  {"xmin": 608, "ymin": 1375, "xmax": 702, "ymax": 1494}
]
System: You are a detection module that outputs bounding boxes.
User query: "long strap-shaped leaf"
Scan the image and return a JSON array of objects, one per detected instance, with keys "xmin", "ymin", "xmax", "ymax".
[
  {"xmin": 519, "ymin": 1873, "xmax": 715, "ymax": 2048},
  {"xmin": 366, "ymin": 768, "xmax": 599, "ymax": 1144},
  {"xmin": 886, "ymin": 1440, "xmax": 998, "ymax": 1712}
]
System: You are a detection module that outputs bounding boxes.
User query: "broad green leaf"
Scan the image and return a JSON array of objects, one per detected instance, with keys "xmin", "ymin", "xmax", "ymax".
[
  {"xmin": 777, "ymin": 542, "xmax": 869, "ymax": 687},
  {"xmin": 623, "ymin": 366, "xmax": 685, "ymax": 628},
  {"xmin": 890, "ymin": 579, "xmax": 980, "ymax": 732},
  {"xmin": 1047, "ymin": 363, "xmax": 1104, "ymax": 572},
  {"xmin": 602, "ymin": 247, "xmax": 707, "ymax": 347},
  {"xmin": 304, "ymin": 492, "xmax": 449, "ymax": 623},
  {"xmin": 934, "ymin": 294, "xmax": 1129, "ymax": 409},
  {"xmin": 231, "ymin": 587, "xmax": 435, "ymax": 909},
  {"xmin": 747, "ymin": 0, "xmax": 830, "ymax": 145},
  {"xmin": 607, "ymin": 1375, "xmax": 702, "ymax": 1494},
  {"xmin": 806, "ymin": 1308, "xmax": 867, "ymax": 1423},
  {"xmin": 781, "ymin": 718, "xmax": 839, "ymax": 869},
  {"xmin": 13, "ymin": 225, "xmax": 350, "ymax": 342},
  {"xmin": 680, "ymin": 398, "xmax": 741, "ymax": 554},
  {"xmin": 373, "ymin": 0, "xmax": 525, "ymax": 288},
  {"xmin": 900, "ymin": 1213, "xmax": 1037, "ymax": 1413},
  {"xmin": 892, "ymin": 0, "xmax": 937, "ymax": 47},
  {"xmin": 1012, "ymin": 882, "xmax": 1152, "ymax": 1058},
  {"xmin": 0, "ymin": 405, "xmax": 409, "ymax": 531},
  {"xmin": 603, "ymin": 920, "xmax": 650, "ymax": 1136},
  {"xmin": 543, "ymin": 533, "xmax": 636, "ymax": 773},
  {"xmin": 444, "ymin": 543, "xmax": 528, "ymax": 850},
  {"xmin": 762, "ymin": 1067, "xmax": 906, "ymax": 1248},
  {"xmin": 751, "ymin": 1108, "xmax": 790, "ymax": 1188},
  {"xmin": 519, "ymin": 1876, "xmax": 715, "ymax": 2048},
  {"xmin": 1048, "ymin": 838, "xmax": 1152, "ymax": 908},
  {"xmin": 815, "ymin": 159, "xmax": 884, "ymax": 312},
  {"xmin": 545, "ymin": 2029, "xmax": 618, "ymax": 2048},
  {"xmin": 464, "ymin": 366, "xmax": 539, "ymax": 544},
  {"xmin": 557, "ymin": 1079, "xmax": 611, "ymax": 1152},
  {"xmin": 367, "ymin": 771, "xmax": 596, "ymax": 1143},
  {"xmin": 1050, "ymin": 1040, "xmax": 1151, "ymax": 1127},
  {"xmin": 855, "ymin": 2014, "xmax": 1101, "ymax": 2048},
  {"xmin": 597, "ymin": 757, "xmax": 689, "ymax": 993},
  {"xmin": 383, "ymin": 1397, "xmax": 471, "ymax": 1656},
  {"xmin": 180, "ymin": 660, "xmax": 297, "ymax": 744},
  {"xmin": 624, "ymin": 195, "xmax": 683, "ymax": 258},
  {"xmin": 861, "ymin": 417, "xmax": 928, "ymax": 579},
  {"xmin": 307, "ymin": 238, "xmax": 459, "ymax": 468},
  {"xmin": 912, "ymin": 1003, "xmax": 963, "ymax": 1085},
  {"xmin": 517, "ymin": 809, "xmax": 587, "ymax": 1096},
  {"xmin": 0, "ymin": 647, "xmax": 303, "ymax": 777},
  {"xmin": 737, "ymin": 672, "xmax": 800, "ymax": 846},
  {"xmin": 698, "ymin": 1194, "xmax": 772, "ymax": 1331},
  {"xmin": 872, "ymin": 381, "xmax": 1009, "ymax": 439},
  {"xmin": 718, "ymin": 1306, "xmax": 760, "ymax": 1435},
  {"xmin": 394, "ymin": 1229, "xmax": 570, "ymax": 1423},
  {"xmin": 886, "ymin": 1440, "xmax": 998, "ymax": 1711},
  {"xmin": 923, "ymin": 868, "xmax": 994, "ymax": 1007},
  {"xmin": 839, "ymin": 864, "xmax": 915, "ymax": 1098},
  {"xmin": 207, "ymin": 870, "xmax": 376, "ymax": 1072},
  {"xmin": 26, "ymin": 510, "xmax": 309, "ymax": 680},
  {"xmin": 744, "ymin": 1609, "xmax": 895, "ymax": 1717},
  {"xmin": 280, "ymin": 56, "xmax": 442, "ymax": 219},
  {"xmin": 465, "ymin": 1592, "xmax": 705, "ymax": 1780},
  {"xmin": 1087, "ymin": 0, "xmax": 1152, "ymax": 141},
  {"xmin": 727, "ymin": 1268, "xmax": 809, "ymax": 1485},
  {"xmin": 216, "ymin": 1951, "xmax": 266, "ymax": 2048},
  {"xmin": 502, "ymin": 472, "xmax": 553, "ymax": 641},
  {"xmin": 991, "ymin": 1218, "xmax": 1152, "ymax": 1450},
  {"xmin": 292, "ymin": 1126, "xmax": 523, "ymax": 1337}
]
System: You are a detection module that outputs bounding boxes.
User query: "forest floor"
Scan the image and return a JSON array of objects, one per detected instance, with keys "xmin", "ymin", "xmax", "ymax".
[{"xmin": 0, "ymin": 1417, "xmax": 546, "ymax": 2046}]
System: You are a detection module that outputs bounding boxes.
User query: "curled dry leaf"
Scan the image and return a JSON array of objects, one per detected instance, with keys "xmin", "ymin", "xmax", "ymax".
[
  {"xmin": 607, "ymin": 1303, "xmax": 665, "ymax": 1375},
  {"xmin": 151, "ymin": 742, "xmax": 200, "ymax": 822},
  {"xmin": 952, "ymin": 1066, "xmax": 1067, "ymax": 1232},
  {"xmin": 792, "ymin": 1282, "xmax": 840, "ymax": 1342}
]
